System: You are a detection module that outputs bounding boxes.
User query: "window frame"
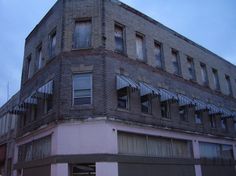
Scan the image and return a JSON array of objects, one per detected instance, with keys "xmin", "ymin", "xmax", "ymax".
[
  {"xmin": 72, "ymin": 73, "xmax": 93, "ymax": 106},
  {"xmin": 161, "ymin": 101, "xmax": 171, "ymax": 119},
  {"xmin": 225, "ymin": 75, "xmax": 233, "ymax": 95},
  {"xmin": 141, "ymin": 94, "xmax": 152, "ymax": 114},
  {"xmin": 49, "ymin": 29, "xmax": 57, "ymax": 58},
  {"xmin": 114, "ymin": 22, "xmax": 126, "ymax": 54},
  {"xmin": 36, "ymin": 44, "xmax": 43, "ymax": 70},
  {"xmin": 212, "ymin": 68, "xmax": 220, "ymax": 91},
  {"xmin": 179, "ymin": 106, "xmax": 188, "ymax": 122},
  {"xmin": 187, "ymin": 57, "xmax": 196, "ymax": 81},
  {"xmin": 194, "ymin": 110, "xmax": 203, "ymax": 124}
]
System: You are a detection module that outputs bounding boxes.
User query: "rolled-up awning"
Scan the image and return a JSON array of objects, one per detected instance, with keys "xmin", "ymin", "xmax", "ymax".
[
  {"xmin": 116, "ymin": 75, "xmax": 139, "ymax": 90},
  {"xmin": 177, "ymin": 94, "xmax": 195, "ymax": 106},
  {"xmin": 158, "ymin": 88, "xmax": 178, "ymax": 102},
  {"xmin": 139, "ymin": 82, "xmax": 160, "ymax": 96},
  {"xmin": 193, "ymin": 99, "xmax": 208, "ymax": 111}
]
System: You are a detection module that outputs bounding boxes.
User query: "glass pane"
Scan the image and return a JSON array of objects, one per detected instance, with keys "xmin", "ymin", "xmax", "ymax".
[
  {"xmin": 75, "ymin": 21, "xmax": 92, "ymax": 48},
  {"xmin": 200, "ymin": 142, "xmax": 221, "ymax": 158},
  {"xmin": 74, "ymin": 74, "xmax": 92, "ymax": 90}
]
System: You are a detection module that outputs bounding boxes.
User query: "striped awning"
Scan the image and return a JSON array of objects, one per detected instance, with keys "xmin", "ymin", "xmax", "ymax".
[
  {"xmin": 208, "ymin": 103, "xmax": 222, "ymax": 115},
  {"xmin": 221, "ymin": 108, "xmax": 233, "ymax": 118},
  {"xmin": 158, "ymin": 88, "xmax": 178, "ymax": 102},
  {"xmin": 23, "ymin": 93, "xmax": 37, "ymax": 105},
  {"xmin": 139, "ymin": 82, "xmax": 160, "ymax": 96},
  {"xmin": 177, "ymin": 94, "xmax": 195, "ymax": 106},
  {"xmin": 193, "ymin": 99, "xmax": 208, "ymax": 111},
  {"xmin": 116, "ymin": 75, "xmax": 139, "ymax": 90},
  {"xmin": 38, "ymin": 80, "xmax": 53, "ymax": 94}
]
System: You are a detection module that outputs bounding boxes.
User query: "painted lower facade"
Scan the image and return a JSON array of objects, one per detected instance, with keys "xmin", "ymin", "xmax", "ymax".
[{"xmin": 13, "ymin": 119, "xmax": 236, "ymax": 176}]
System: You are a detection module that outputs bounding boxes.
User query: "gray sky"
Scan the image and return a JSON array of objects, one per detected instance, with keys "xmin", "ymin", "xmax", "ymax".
[{"xmin": 0, "ymin": 0, "xmax": 235, "ymax": 107}]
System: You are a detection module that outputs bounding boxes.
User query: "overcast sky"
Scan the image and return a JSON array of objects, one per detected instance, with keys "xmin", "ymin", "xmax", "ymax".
[{"xmin": 0, "ymin": 0, "xmax": 235, "ymax": 107}]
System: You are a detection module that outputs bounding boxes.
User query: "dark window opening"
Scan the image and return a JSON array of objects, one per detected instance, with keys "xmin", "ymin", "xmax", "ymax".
[
  {"xmin": 154, "ymin": 42, "xmax": 163, "ymax": 69},
  {"xmin": 49, "ymin": 31, "xmax": 56, "ymax": 57},
  {"xmin": 141, "ymin": 94, "xmax": 152, "ymax": 114},
  {"xmin": 161, "ymin": 101, "xmax": 170, "ymax": 119},
  {"xmin": 117, "ymin": 87, "xmax": 129, "ymax": 109},
  {"xmin": 179, "ymin": 106, "xmax": 188, "ymax": 122},
  {"xmin": 209, "ymin": 115, "xmax": 217, "ymax": 128},
  {"xmin": 171, "ymin": 49, "xmax": 181, "ymax": 76},
  {"xmin": 71, "ymin": 164, "xmax": 95, "ymax": 176},
  {"xmin": 195, "ymin": 111, "xmax": 203, "ymax": 124}
]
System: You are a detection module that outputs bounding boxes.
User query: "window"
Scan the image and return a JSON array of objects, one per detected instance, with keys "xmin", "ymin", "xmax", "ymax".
[
  {"xmin": 199, "ymin": 142, "xmax": 233, "ymax": 159},
  {"xmin": 161, "ymin": 101, "xmax": 170, "ymax": 119},
  {"xmin": 154, "ymin": 42, "xmax": 163, "ymax": 69},
  {"xmin": 136, "ymin": 33, "xmax": 145, "ymax": 61},
  {"xmin": 117, "ymin": 87, "xmax": 129, "ymax": 109},
  {"xmin": 118, "ymin": 132, "xmax": 193, "ymax": 158},
  {"xmin": 187, "ymin": 57, "xmax": 196, "ymax": 81},
  {"xmin": 72, "ymin": 164, "xmax": 95, "ymax": 176},
  {"xmin": 225, "ymin": 75, "xmax": 233, "ymax": 95},
  {"xmin": 209, "ymin": 115, "xmax": 217, "ymax": 128},
  {"xmin": 26, "ymin": 55, "xmax": 33, "ymax": 79},
  {"xmin": 44, "ymin": 95, "xmax": 53, "ymax": 113},
  {"xmin": 73, "ymin": 73, "xmax": 92, "ymax": 105},
  {"xmin": 37, "ymin": 45, "xmax": 43, "ymax": 69},
  {"xmin": 74, "ymin": 20, "xmax": 92, "ymax": 49},
  {"xmin": 200, "ymin": 63, "xmax": 208, "ymax": 86},
  {"xmin": 18, "ymin": 136, "xmax": 51, "ymax": 162},
  {"xmin": 234, "ymin": 121, "xmax": 236, "ymax": 131},
  {"xmin": 212, "ymin": 68, "xmax": 220, "ymax": 91},
  {"xmin": 141, "ymin": 95, "xmax": 152, "ymax": 114},
  {"xmin": 179, "ymin": 106, "xmax": 188, "ymax": 122},
  {"xmin": 114, "ymin": 24, "xmax": 125, "ymax": 53},
  {"xmin": 30, "ymin": 105, "xmax": 37, "ymax": 121},
  {"xmin": 221, "ymin": 118, "xmax": 227, "ymax": 130},
  {"xmin": 195, "ymin": 111, "xmax": 203, "ymax": 124},
  {"xmin": 171, "ymin": 49, "xmax": 181, "ymax": 75},
  {"xmin": 49, "ymin": 31, "xmax": 56, "ymax": 57}
]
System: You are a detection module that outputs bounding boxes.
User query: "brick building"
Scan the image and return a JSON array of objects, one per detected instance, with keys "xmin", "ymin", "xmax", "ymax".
[{"xmin": 1, "ymin": 0, "xmax": 236, "ymax": 176}]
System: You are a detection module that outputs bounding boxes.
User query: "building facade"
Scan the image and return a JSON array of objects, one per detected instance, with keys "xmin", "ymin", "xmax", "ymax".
[{"xmin": 1, "ymin": 0, "xmax": 236, "ymax": 176}]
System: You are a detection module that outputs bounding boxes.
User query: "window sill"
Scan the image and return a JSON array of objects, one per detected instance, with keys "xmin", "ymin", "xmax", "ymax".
[
  {"xmin": 71, "ymin": 104, "xmax": 94, "ymax": 110},
  {"xmin": 71, "ymin": 47, "xmax": 93, "ymax": 51},
  {"xmin": 116, "ymin": 107, "xmax": 130, "ymax": 113}
]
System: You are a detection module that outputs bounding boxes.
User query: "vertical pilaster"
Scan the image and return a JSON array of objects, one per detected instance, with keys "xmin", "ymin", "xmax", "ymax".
[{"xmin": 192, "ymin": 140, "xmax": 202, "ymax": 176}]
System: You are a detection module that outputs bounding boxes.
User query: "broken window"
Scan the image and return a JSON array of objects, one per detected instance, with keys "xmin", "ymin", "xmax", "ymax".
[
  {"xmin": 49, "ymin": 31, "xmax": 56, "ymax": 57},
  {"xmin": 136, "ymin": 33, "xmax": 145, "ymax": 61},
  {"xmin": 212, "ymin": 68, "xmax": 220, "ymax": 91},
  {"xmin": 73, "ymin": 73, "xmax": 92, "ymax": 105},
  {"xmin": 74, "ymin": 20, "xmax": 92, "ymax": 49},
  {"xmin": 154, "ymin": 42, "xmax": 163, "ymax": 69},
  {"xmin": 225, "ymin": 75, "xmax": 233, "ymax": 95},
  {"xmin": 117, "ymin": 87, "xmax": 129, "ymax": 109},
  {"xmin": 187, "ymin": 57, "xmax": 196, "ymax": 81},
  {"xmin": 171, "ymin": 49, "xmax": 181, "ymax": 75},
  {"xmin": 37, "ymin": 45, "xmax": 43, "ymax": 69},
  {"xmin": 114, "ymin": 24, "xmax": 125, "ymax": 53},
  {"xmin": 200, "ymin": 63, "xmax": 208, "ymax": 86}
]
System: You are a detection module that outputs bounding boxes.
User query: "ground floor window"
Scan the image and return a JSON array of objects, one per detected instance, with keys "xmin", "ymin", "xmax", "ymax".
[{"xmin": 71, "ymin": 164, "xmax": 95, "ymax": 176}]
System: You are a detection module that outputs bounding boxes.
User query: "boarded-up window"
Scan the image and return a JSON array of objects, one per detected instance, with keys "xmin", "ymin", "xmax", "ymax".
[
  {"xmin": 115, "ymin": 24, "xmax": 125, "ymax": 53},
  {"xmin": 74, "ymin": 20, "xmax": 92, "ymax": 49},
  {"xmin": 154, "ymin": 42, "xmax": 163, "ymax": 68},
  {"xmin": 200, "ymin": 63, "xmax": 208, "ymax": 85},
  {"xmin": 73, "ymin": 73, "xmax": 92, "ymax": 105},
  {"xmin": 118, "ymin": 132, "xmax": 193, "ymax": 159},
  {"xmin": 171, "ymin": 49, "xmax": 181, "ymax": 75},
  {"xmin": 136, "ymin": 34, "xmax": 145, "ymax": 61}
]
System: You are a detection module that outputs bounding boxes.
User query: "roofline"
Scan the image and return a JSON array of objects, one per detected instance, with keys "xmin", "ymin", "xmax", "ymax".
[
  {"xmin": 25, "ymin": 0, "xmax": 61, "ymax": 44},
  {"xmin": 116, "ymin": 0, "xmax": 236, "ymax": 68}
]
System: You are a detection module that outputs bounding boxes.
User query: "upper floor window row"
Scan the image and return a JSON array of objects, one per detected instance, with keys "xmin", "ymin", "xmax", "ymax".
[{"xmin": 25, "ymin": 29, "xmax": 57, "ymax": 80}]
